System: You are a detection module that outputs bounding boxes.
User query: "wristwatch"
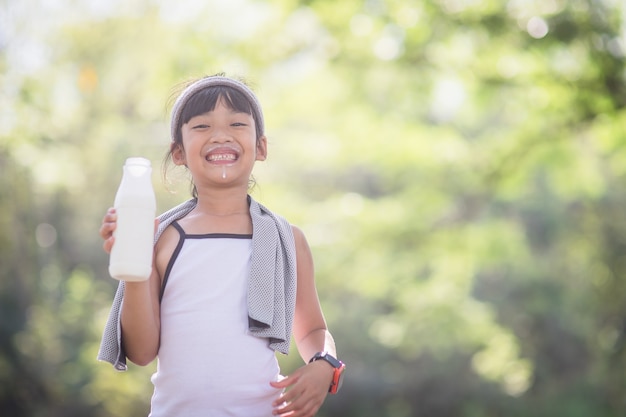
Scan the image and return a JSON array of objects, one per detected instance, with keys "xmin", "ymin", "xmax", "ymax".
[{"xmin": 309, "ymin": 351, "xmax": 346, "ymax": 394}]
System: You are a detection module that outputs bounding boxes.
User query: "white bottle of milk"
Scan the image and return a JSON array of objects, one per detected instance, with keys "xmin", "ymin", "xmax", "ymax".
[{"xmin": 108, "ymin": 157, "xmax": 156, "ymax": 281}]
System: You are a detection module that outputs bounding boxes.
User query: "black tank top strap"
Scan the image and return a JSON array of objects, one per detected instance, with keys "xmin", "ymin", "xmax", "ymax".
[{"xmin": 159, "ymin": 220, "xmax": 186, "ymax": 302}]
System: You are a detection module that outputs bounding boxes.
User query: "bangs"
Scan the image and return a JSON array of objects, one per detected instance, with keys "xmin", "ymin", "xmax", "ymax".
[{"xmin": 179, "ymin": 86, "xmax": 254, "ymax": 126}]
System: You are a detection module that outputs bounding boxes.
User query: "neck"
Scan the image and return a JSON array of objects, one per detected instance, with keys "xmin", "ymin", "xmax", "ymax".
[{"xmin": 193, "ymin": 188, "xmax": 250, "ymax": 216}]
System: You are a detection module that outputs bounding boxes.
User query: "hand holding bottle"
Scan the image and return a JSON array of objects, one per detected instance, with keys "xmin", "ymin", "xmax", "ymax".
[
  {"xmin": 99, "ymin": 207, "xmax": 159, "ymax": 254},
  {"xmin": 100, "ymin": 207, "xmax": 118, "ymax": 254}
]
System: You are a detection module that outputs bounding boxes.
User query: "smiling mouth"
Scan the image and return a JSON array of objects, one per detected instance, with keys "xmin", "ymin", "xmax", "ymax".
[
  {"xmin": 206, "ymin": 153, "xmax": 237, "ymax": 162},
  {"xmin": 205, "ymin": 145, "xmax": 239, "ymax": 163}
]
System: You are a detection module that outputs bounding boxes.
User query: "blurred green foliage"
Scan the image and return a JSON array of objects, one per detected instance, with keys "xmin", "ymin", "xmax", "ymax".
[{"xmin": 1, "ymin": 0, "xmax": 625, "ymax": 416}]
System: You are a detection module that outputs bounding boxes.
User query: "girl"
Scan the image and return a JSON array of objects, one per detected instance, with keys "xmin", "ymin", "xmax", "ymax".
[{"xmin": 98, "ymin": 75, "xmax": 345, "ymax": 417}]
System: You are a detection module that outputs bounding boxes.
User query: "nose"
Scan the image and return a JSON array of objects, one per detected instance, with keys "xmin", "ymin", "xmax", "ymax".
[{"xmin": 209, "ymin": 126, "xmax": 233, "ymax": 143}]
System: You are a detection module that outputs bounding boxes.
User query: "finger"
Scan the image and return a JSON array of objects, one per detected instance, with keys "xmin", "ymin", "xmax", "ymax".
[
  {"xmin": 100, "ymin": 208, "xmax": 117, "ymax": 253},
  {"xmin": 271, "ymin": 375, "xmax": 300, "ymax": 409},
  {"xmin": 100, "ymin": 209, "xmax": 117, "ymax": 238},
  {"xmin": 102, "ymin": 207, "xmax": 117, "ymax": 223},
  {"xmin": 270, "ymin": 375, "xmax": 297, "ymax": 390},
  {"xmin": 273, "ymin": 384, "xmax": 306, "ymax": 413},
  {"xmin": 274, "ymin": 393, "xmax": 314, "ymax": 417},
  {"xmin": 282, "ymin": 395, "xmax": 322, "ymax": 417},
  {"xmin": 102, "ymin": 236, "xmax": 115, "ymax": 254},
  {"xmin": 99, "ymin": 221, "xmax": 115, "ymax": 238}
]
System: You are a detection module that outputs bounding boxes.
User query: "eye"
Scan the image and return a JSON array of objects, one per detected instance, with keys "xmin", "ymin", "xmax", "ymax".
[
  {"xmin": 231, "ymin": 122, "xmax": 247, "ymax": 127},
  {"xmin": 192, "ymin": 124, "xmax": 210, "ymax": 129}
]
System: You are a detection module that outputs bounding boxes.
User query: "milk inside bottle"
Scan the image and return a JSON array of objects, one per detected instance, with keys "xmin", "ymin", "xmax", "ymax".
[{"xmin": 108, "ymin": 157, "xmax": 156, "ymax": 281}]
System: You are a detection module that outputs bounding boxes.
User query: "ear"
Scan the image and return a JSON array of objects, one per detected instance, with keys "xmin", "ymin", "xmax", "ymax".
[
  {"xmin": 255, "ymin": 136, "xmax": 268, "ymax": 161},
  {"xmin": 171, "ymin": 143, "xmax": 186, "ymax": 166}
]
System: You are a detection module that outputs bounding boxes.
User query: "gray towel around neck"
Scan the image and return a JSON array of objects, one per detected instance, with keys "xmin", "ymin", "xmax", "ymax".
[{"xmin": 97, "ymin": 196, "xmax": 297, "ymax": 371}]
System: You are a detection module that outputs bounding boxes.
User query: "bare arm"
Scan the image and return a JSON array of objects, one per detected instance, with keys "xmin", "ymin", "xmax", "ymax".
[
  {"xmin": 119, "ymin": 268, "xmax": 161, "ymax": 366},
  {"xmin": 270, "ymin": 225, "xmax": 337, "ymax": 417},
  {"xmin": 291, "ymin": 226, "xmax": 337, "ymax": 362},
  {"xmin": 100, "ymin": 208, "xmax": 161, "ymax": 366}
]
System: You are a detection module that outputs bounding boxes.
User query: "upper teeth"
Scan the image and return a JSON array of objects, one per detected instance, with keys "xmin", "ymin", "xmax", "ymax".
[{"xmin": 208, "ymin": 154, "xmax": 236, "ymax": 161}]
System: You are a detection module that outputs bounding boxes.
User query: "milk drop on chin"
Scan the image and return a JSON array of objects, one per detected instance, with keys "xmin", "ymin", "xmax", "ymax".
[{"xmin": 108, "ymin": 157, "xmax": 156, "ymax": 282}]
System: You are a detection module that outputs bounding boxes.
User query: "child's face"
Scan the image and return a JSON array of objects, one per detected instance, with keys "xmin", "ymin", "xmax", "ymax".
[{"xmin": 173, "ymin": 98, "xmax": 267, "ymax": 188}]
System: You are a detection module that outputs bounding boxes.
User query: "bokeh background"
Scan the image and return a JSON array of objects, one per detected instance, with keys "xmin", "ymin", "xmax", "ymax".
[{"xmin": 1, "ymin": 0, "xmax": 626, "ymax": 416}]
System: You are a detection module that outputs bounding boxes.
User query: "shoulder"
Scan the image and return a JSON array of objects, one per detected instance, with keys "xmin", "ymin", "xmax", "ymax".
[
  {"xmin": 154, "ymin": 222, "xmax": 183, "ymax": 280},
  {"xmin": 290, "ymin": 225, "xmax": 308, "ymax": 247},
  {"xmin": 156, "ymin": 222, "xmax": 182, "ymax": 245},
  {"xmin": 290, "ymin": 224, "xmax": 314, "ymax": 266},
  {"xmin": 155, "ymin": 223, "xmax": 182, "ymax": 259}
]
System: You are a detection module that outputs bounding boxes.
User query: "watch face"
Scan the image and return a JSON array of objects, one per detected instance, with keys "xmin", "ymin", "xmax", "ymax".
[{"xmin": 321, "ymin": 353, "xmax": 342, "ymax": 368}]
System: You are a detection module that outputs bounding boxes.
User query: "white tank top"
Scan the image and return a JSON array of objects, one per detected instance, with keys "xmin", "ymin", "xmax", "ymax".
[{"xmin": 149, "ymin": 222, "xmax": 282, "ymax": 417}]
